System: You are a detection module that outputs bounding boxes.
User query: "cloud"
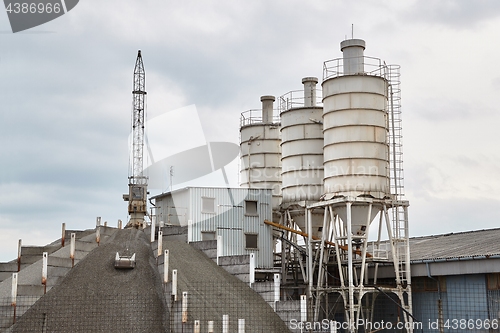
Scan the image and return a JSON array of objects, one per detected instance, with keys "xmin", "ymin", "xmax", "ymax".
[
  {"xmin": 1, "ymin": 0, "xmax": 500, "ymax": 263},
  {"xmin": 404, "ymin": 0, "xmax": 500, "ymax": 29}
]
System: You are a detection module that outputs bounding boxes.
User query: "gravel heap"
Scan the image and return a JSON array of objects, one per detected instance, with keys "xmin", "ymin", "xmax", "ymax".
[
  {"xmin": 165, "ymin": 240, "xmax": 290, "ymax": 333},
  {"xmin": 12, "ymin": 229, "xmax": 168, "ymax": 332}
]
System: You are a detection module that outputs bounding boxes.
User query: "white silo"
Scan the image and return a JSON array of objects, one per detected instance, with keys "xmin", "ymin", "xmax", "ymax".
[
  {"xmin": 308, "ymin": 38, "xmax": 412, "ymax": 331},
  {"xmin": 322, "ymin": 38, "xmax": 390, "ymax": 235},
  {"xmin": 240, "ymin": 96, "xmax": 282, "ymax": 213},
  {"xmin": 280, "ymin": 77, "xmax": 324, "ymax": 235},
  {"xmin": 323, "ymin": 39, "xmax": 389, "ymax": 201}
]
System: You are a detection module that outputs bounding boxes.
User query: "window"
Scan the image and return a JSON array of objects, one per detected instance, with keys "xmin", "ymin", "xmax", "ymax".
[
  {"xmin": 245, "ymin": 200, "xmax": 258, "ymax": 216},
  {"xmin": 201, "ymin": 231, "xmax": 216, "ymax": 241},
  {"xmin": 487, "ymin": 273, "xmax": 500, "ymax": 290},
  {"xmin": 412, "ymin": 276, "xmax": 446, "ymax": 292},
  {"xmin": 202, "ymin": 197, "xmax": 215, "ymax": 213},
  {"xmin": 245, "ymin": 233, "xmax": 258, "ymax": 249}
]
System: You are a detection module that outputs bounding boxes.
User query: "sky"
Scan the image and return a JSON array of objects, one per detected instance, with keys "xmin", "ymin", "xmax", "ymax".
[{"xmin": 1, "ymin": 0, "xmax": 500, "ymax": 261}]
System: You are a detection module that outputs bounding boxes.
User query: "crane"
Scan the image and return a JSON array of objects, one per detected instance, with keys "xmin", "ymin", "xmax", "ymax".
[{"xmin": 123, "ymin": 50, "xmax": 148, "ymax": 229}]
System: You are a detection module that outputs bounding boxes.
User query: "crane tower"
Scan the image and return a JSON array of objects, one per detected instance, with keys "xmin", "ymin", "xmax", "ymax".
[{"xmin": 123, "ymin": 50, "xmax": 148, "ymax": 229}]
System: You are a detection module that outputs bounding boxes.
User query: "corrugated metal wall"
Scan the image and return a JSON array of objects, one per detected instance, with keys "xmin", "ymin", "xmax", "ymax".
[
  {"xmin": 188, "ymin": 187, "xmax": 274, "ymax": 268},
  {"xmin": 412, "ymin": 274, "xmax": 494, "ymax": 333},
  {"xmin": 154, "ymin": 187, "xmax": 274, "ymax": 268},
  {"xmin": 155, "ymin": 188, "xmax": 190, "ymax": 226}
]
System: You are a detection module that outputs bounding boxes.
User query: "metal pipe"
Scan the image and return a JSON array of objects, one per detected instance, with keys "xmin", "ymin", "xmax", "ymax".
[
  {"xmin": 359, "ymin": 203, "xmax": 373, "ymax": 285},
  {"xmin": 314, "ymin": 208, "xmax": 329, "ymax": 322},
  {"xmin": 426, "ymin": 263, "xmax": 444, "ymax": 333},
  {"xmin": 164, "ymin": 249, "xmax": 169, "ymax": 283},
  {"xmin": 96, "ymin": 217, "xmax": 101, "ymax": 245},
  {"xmin": 11, "ymin": 273, "xmax": 17, "ymax": 324},
  {"xmin": 273, "ymin": 273, "xmax": 280, "ymax": 306},
  {"xmin": 383, "ymin": 205, "xmax": 401, "ymax": 284},
  {"xmin": 157, "ymin": 230, "xmax": 163, "ymax": 258},
  {"xmin": 42, "ymin": 252, "xmax": 48, "ymax": 294},
  {"xmin": 151, "ymin": 217, "xmax": 156, "ymax": 243},
  {"xmin": 300, "ymin": 295, "xmax": 307, "ymax": 322},
  {"xmin": 261, "ymin": 95, "xmax": 275, "ymax": 123},
  {"xmin": 70, "ymin": 233, "xmax": 76, "ymax": 267},
  {"xmin": 307, "ymin": 208, "xmax": 313, "ymax": 308},
  {"xmin": 182, "ymin": 291, "xmax": 188, "ymax": 323},
  {"xmin": 194, "ymin": 320, "xmax": 200, "ymax": 333},
  {"xmin": 208, "ymin": 320, "xmax": 214, "ymax": 333},
  {"xmin": 222, "ymin": 314, "xmax": 229, "ymax": 333},
  {"xmin": 238, "ymin": 318, "xmax": 245, "ymax": 333},
  {"xmin": 329, "ymin": 208, "xmax": 345, "ymax": 288},
  {"xmin": 346, "ymin": 202, "xmax": 355, "ymax": 333},
  {"xmin": 17, "ymin": 239, "xmax": 21, "ymax": 272},
  {"xmin": 61, "ymin": 223, "xmax": 66, "ymax": 247},
  {"xmin": 249, "ymin": 253, "xmax": 255, "ymax": 285},
  {"xmin": 172, "ymin": 269, "xmax": 178, "ymax": 301},
  {"xmin": 302, "ymin": 77, "xmax": 318, "ymax": 107},
  {"xmin": 217, "ymin": 235, "xmax": 223, "ymax": 265}
]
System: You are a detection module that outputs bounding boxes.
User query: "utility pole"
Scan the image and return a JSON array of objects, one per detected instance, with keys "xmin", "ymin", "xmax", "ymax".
[{"xmin": 123, "ymin": 50, "xmax": 148, "ymax": 229}]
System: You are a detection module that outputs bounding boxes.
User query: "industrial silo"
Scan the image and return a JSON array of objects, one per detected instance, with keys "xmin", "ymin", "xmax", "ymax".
[
  {"xmin": 280, "ymin": 78, "xmax": 324, "ymax": 235},
  {"xmin": 298, "ymin": 38, "xmax": 412, "ymax": 331},
  {"xmin": 323, "ymin": 39, "xmax": 389, "ymax": 199},
  {"xmin": 322, "ymin": 38, "xmax": 390, "ymax": 234},
  {"xmin": 240, "ymin": 96, "xmax": 282, "ymax": 214}
]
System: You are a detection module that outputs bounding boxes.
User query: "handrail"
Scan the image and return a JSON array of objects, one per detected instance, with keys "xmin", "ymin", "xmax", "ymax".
[
  {"xmin": 279, "ymin": 89, "xmax": 323, "ymax": 113},
  {"xmin": 240, "ymin": 109, "xmax": 280, "ymax": 127},
  {"xmin": 323, "ymin": 55, "xmax": 390, "ymax": 81}
]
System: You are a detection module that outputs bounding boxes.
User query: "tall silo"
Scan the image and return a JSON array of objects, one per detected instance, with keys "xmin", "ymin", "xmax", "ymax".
[
  {"xmin": 309, "ymin": 38, "xmax": 412, "ymax": 331},
  {"xmin": 322, "ymin": 38, "xmax": 389, "ymax": 235},
  {"xmin": 240, "ymin": 96, "xmax": 282, "ymax": 215},
  {"xmin": 280, "ymin": 78, "xmax": 324, "ymax": 235}
]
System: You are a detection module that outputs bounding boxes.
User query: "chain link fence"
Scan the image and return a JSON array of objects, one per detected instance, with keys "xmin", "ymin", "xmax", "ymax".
[
  {"xmin": 2, "ymin": 277, "xmax": 500, "ymax": 332},
  {"xmin": 0, "ymin": 282, "xmax": 289, "ymax": 333}
]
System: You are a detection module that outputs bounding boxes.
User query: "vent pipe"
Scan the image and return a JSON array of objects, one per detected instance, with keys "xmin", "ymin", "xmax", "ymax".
[
  {"xmin": 302, "ymin": 77, "xmax": 318, "ymax": 107},
  {"xmin": 260, "ymin": 95, "xmax": 275, "ymax": 123},
  {"xmin": 340, "ymin": 39, "xmax": 366, "ymax": 75}
]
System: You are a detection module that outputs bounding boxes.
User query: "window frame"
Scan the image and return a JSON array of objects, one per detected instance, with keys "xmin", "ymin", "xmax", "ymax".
[
  {"xmin": 244, "ymin": 200, "xmax": 258, "ymax": 216},
  {"xmin": 245, "ymin": 233, "xmax": 258, "ymax": 250},
  {"xmin": 201, "ymin": 197, "xmax": 216, "ymax": 214}
]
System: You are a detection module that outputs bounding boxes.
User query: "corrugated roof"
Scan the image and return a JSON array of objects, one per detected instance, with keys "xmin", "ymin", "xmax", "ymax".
[{"xmin": 409, "ymin": 228, "xmax": 500, "ymax": 262}]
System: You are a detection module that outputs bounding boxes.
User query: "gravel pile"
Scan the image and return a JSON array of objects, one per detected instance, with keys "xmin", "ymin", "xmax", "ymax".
[
  {"xmin": 12, "ymin": 229, "xmax": 168, "ymax": 332},
  {"xmin": 165, "ymin": 239, "xmax": 290, "ymax": 333}
]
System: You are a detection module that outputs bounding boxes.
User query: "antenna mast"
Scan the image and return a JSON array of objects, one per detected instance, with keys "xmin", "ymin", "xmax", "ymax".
[{"xmin": 123, "ymin": 50, "xmax": 148, "ymax": 229}]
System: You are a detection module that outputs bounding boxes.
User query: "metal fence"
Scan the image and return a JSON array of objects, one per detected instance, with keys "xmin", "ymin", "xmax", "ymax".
[
  {"xmin": 2, "ymin": 294, "xmax": 168, "ymax": 333},
  {"xmin": 3, "ymin": 279, "xmax": 499, "ymax": 332},
  {"xmin": 0, "ymin": 281, "xmax": 289, "ymax": 333}
]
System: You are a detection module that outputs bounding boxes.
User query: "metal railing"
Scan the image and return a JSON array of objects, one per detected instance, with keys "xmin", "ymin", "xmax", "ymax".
[
  {"xmin": 278, "ymin": 89, "xmax": 323, "ymax": 114},
  {"xmin": 240, "ymin": 109, "xmax": 280, "ymax": 127},
  {"xmin": 323, "ymin": 55, "xmax": 389, "ymax": 81}
]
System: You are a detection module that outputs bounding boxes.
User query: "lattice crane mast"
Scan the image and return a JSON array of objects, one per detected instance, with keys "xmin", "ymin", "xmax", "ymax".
[{"xmin": 123, "ymin": 50, "xmax": 148, "ymax": 229}]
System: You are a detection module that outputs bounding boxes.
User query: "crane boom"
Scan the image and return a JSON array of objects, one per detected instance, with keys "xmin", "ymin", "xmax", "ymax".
[
  {"xmin": 123, "ymin": 50, "xmax": 148, "ymax": 229},
  {"xmin": 131, "ymin": 51, "xmax": 146, "ymax": 184}
]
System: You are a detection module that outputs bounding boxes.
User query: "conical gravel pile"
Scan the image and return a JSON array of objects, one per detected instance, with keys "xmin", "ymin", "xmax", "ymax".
[{"xmin": 11, "ymin": 229, "xmax": 168, "ymax": 332}]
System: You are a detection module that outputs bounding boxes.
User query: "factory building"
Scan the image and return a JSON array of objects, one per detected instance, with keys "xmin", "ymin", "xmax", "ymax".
[
  {"xmin": 1, "ymin": 36, "xmax": 498, "ymax": 333},
  {"xmin": 152, "ymin": 187, "xmax": 274, "ymax": 268}
]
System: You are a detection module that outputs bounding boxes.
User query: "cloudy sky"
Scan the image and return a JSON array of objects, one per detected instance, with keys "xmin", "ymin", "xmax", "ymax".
[{"xmin": 1, "ymin": 0, "xmax": 500, "ymax": 261}]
